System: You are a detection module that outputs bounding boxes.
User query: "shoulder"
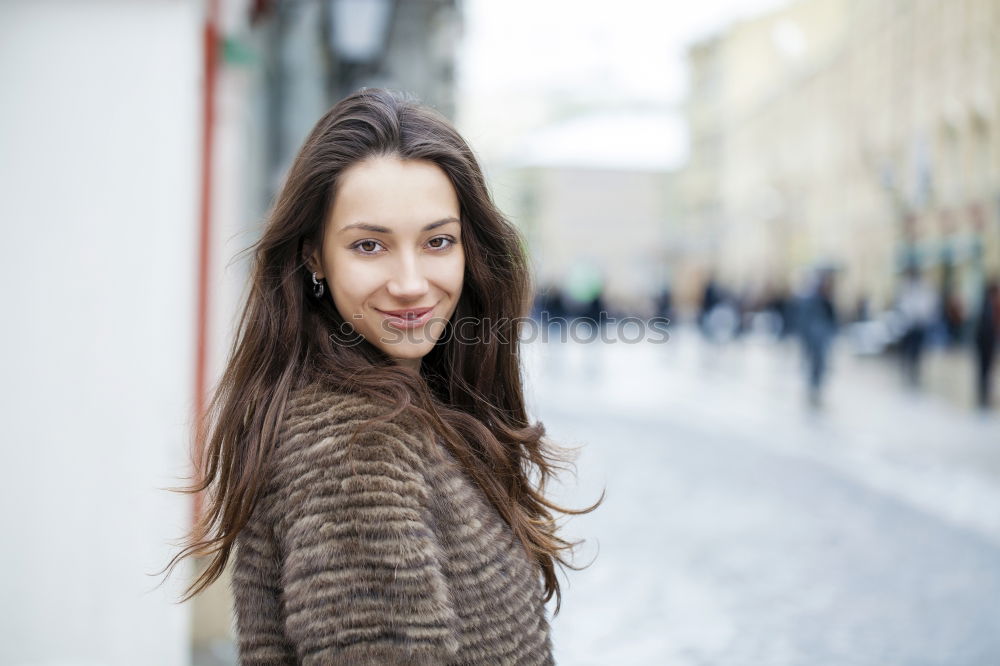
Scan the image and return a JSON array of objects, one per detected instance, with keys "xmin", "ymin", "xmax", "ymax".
[
  {"xmin": 269, "ymin": 382, "xmax": 436, "ymax": 488},
  {"xmin": 279, "ymin": 382, "xmax": 383, "ymax": 437},
  {"xmin": 265, "ymin": 383, "xmax": 446, "ymax": 549}
]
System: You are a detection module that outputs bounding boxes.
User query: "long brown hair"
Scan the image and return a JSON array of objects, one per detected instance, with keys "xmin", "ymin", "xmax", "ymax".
[{"xmin": 157, "ymin": 88, "xmax": 600, "ymax": 612}]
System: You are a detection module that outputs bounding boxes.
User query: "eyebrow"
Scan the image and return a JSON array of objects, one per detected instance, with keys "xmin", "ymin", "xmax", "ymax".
[{"xmin": 337, "ymin": 217, "xmax": 460, "ymax": 234}]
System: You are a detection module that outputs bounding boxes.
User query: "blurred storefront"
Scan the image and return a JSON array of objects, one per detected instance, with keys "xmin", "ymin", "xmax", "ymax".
[
  {"xmin": 242, "ymin": 0, "xmax": 461, "ymax": 204},
  {"xmin": 680, "ymin": 0, "xmax": 1000, "ymax": 317}
]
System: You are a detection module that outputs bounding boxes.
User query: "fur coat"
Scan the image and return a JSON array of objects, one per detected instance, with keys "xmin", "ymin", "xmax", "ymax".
[{"xmin": 230, "ymin": 384, "xmax": 555, "ymax": 665}]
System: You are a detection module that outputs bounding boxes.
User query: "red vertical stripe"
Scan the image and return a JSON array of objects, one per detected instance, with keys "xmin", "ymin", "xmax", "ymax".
[{"xmin": 193, "ymin": 0, "xmax": 220, "ymax": 528}]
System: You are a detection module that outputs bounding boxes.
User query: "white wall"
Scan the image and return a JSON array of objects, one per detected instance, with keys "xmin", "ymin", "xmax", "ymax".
[{"xmin": 0, "ymin": 1, "xmax": 200, "ymax": 664}]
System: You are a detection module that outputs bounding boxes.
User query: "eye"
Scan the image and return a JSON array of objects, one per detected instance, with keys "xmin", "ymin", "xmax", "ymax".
[
  {"xmin": 351, "ymin": 239, "xmax": 385, "ymax": 255},
  {"xmin": 427, "ymin": 235, "xmax": 457, "ymax": 251}
]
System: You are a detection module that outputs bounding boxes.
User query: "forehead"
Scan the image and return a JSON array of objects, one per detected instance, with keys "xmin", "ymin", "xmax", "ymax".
[{"xmin": 329, "ymin": 156, "xmax": 459, "ymax": 231}]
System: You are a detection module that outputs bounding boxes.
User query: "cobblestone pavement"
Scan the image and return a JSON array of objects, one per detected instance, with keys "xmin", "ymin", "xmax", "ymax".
[{"xmin": 526, "ymin": 328, "xmax": 1000, "ymax": 666}]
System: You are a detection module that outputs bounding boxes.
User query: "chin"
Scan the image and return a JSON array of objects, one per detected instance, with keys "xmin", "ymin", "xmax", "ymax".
[{"xmin": 384, "ymin": 345, "xmax": 432, "ymax": 361}]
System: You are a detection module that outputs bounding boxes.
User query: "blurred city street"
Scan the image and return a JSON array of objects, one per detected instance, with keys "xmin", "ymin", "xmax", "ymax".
[
  {"xmin": 6, "ymin": 0, "xmax": 1000, "ymax": 663},
  {"xmin": 527, "ymin": 327, "xmax": 1000, "ymax": 665}
]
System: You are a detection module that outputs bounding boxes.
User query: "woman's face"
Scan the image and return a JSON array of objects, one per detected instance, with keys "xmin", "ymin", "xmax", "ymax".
[{"xmin": 308, "ymin": 155, "xmax": 465, "ymax": 369}]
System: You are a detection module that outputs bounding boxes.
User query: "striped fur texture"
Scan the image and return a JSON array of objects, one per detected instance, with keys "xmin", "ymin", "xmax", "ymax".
[{"xmin": 230, "ymin": 384, "xmax": 555, "ymax": 665}]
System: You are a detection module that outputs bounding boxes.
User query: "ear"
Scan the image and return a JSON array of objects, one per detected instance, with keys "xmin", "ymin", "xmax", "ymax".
[{"xmin": 302, "ymin": 241, "xmax": 323, "ymax": 279}]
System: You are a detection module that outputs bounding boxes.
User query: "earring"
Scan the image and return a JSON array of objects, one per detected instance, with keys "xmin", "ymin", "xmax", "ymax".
[{"xmin": 311, "ymin": 271, "xmax": 325, "ymax": 298}]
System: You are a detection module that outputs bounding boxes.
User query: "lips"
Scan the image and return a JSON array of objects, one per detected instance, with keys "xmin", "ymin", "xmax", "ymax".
[
  {"xmin": 375, "ymin": 305, "xmax": 436, "ymax": 330},
  {"xmin": 376, "ymin": 306, "xmax": 434, "ymax": 319}
]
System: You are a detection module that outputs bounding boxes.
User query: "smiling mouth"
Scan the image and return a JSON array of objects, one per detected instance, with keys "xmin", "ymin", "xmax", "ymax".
[
  {"xmin": 375, "ymin": 306, "xmax": 436, "ymax": 328},
  {"xmin": 376, "ymin": 306, "xmax": 434, "ymax": 318}
]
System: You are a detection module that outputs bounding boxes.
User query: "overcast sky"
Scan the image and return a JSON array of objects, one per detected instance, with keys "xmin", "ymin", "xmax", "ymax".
[
  {"xmin": 455, "ymin": 0, "xmax": 790, "ymax": 169},
  {"xmin": 457, "ymin": 0, "xmax": 790, "ymax": 105}
]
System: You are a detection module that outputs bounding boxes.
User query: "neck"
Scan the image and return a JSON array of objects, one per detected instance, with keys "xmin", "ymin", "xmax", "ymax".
[{"xmin": 395, "ymin": 356, "xmax": 421, "ymax": 372}]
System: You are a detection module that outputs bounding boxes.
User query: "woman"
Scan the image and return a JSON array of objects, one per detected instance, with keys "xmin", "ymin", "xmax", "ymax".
[
  {"xmin": 974, "ymin": 279, "xmax": 998, "ymax": 409},
  {"xmin": 159, "ymin": 88, "xmax": 599, "ymax": 664}
]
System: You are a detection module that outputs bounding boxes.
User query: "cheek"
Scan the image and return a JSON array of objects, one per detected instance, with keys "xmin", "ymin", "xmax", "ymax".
[
  {"xmin": 329, "ymin": 259, "xmax": 382, "ymax": 311},
  {"xmin": 435, "ymin": 252, "xmax": 465, "ymax": 294}
]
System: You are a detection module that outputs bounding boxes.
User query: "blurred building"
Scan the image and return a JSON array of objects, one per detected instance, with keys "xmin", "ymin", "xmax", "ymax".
[
  {"xmin": 516, "ymin": 165, "xmax": 676, "ymax": 316},
  {"xmin": 681, "ymin": 0, "xmax": 1000, "ymax": 315},
  {"xmin": 503, "ymin": 110, "xmax": 685, "ymax": 317}
]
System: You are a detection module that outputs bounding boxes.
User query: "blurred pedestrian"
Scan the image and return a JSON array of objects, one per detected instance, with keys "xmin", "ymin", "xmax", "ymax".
[
  {"xmin": 941, "ymin": 289, "xmax": 965, "ymax": 347},
  {"xmin": 535, "ymin": 281, "xmax": 566, "ymax": 319},
  {"xmin": 853, "ymin": 294, "xmax": 870, "ymax": 323},
  {"xmin": 974, "ymin": 279, "xmax": 999, "ymax": 410},
  {"xmin": 896, "ymin": 266, "xmax": 937, "ymax": 387},
  {"xmin": 698, "ymin": 275, "xmax": 721, "ymax": 336},
  {"xmin": 653, "ymin": 284, "xmax": 674, "ymax": 323},
  {"xmin": 795, "ymin": 269, "xmax": 838, "ymax": 407},
  {"xmin": 769, "ymin": 287, "xmax": 793, "ymax": 339},
  {"xmin": 583, "ymin": 287, "xmax": 607, "ymax": 325}
]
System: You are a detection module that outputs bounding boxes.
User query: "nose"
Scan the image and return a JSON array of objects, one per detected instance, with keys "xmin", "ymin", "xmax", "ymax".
[{"xmin": 385, "ymin": 252, "xmax": 429, "ymax": 300}]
